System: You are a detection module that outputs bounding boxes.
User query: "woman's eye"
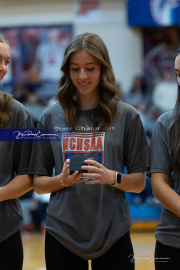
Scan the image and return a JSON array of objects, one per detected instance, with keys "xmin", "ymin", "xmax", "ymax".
[
  {"xmin": 6, "ymin": 61, "xmax": 10, "ymax": 65},
  {"xmin": 71, "ymin": 67, "xmax": 94, "ymax": 72}
]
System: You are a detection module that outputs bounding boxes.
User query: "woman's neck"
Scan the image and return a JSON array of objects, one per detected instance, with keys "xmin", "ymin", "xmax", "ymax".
[
  {"xmin": 78, "ymin": 93, "xmax": 99, "ymax": 110},
  {"xmin": 80, "ymin": 101, "xmax": 99, "ymax": 110}
]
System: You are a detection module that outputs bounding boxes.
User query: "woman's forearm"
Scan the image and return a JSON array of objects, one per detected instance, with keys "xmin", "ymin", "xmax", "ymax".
[
  {"xmin": 151, "ymin": 173, "xmax": 180, "ymax": 217},
  {"xmin": 33, "ymin": 174, "xmax": 64, "ymax": 195},
  {"xmin": 0, "ymin": 174, "xmax": 33, "ymax": 202},
  {"xmin": 115, "ymin": 171, "xmax": 146, "ymax": 193},
  {"xmin": 33, "ymin": 161, "xmax": 84, "ymax": 195}
]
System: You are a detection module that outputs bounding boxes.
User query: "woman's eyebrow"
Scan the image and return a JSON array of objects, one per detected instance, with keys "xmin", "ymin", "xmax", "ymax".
[{"xmin": 0, "ymin": 55, "xmax": 10, "ymax": 60}]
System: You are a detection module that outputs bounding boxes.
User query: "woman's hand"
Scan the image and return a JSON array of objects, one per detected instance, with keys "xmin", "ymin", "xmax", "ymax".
[
  {"xmin": 61, "ymin": 159, "xmax": 84, "ymax": 186},
  {"xmin": 81, "ymin": 160, "xmax": 115, "ymax": 185}
]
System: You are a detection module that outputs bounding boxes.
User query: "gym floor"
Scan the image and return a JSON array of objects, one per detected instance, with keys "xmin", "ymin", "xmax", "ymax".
[{"xmin": 22, "ymin": 230, "xmax": 156, "ymax": 270}]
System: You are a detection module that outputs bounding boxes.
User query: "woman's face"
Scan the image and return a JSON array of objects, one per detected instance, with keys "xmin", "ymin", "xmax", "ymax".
[
  {"xmin": 175, "ymin": 54, "xmax": 180, "ymax": 86},
  {"xmin": 69, "ymin": 50, "xmax": 101, "ymax": 99},
  {"xmin": 0, "ymin": 42, "xmax": 10, "ymax": 82}
]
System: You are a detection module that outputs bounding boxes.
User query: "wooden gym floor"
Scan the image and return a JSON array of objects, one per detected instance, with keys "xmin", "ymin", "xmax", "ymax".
[{"xmin": 22, "ymin": 230, "xmax": 156, "ymax": 270}]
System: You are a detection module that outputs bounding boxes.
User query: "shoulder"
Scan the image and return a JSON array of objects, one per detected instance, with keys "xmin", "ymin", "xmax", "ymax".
[
  {"xmin": 10, "ymin": 98, "xmax": 28, "ymax": 113},
  {"xmin": 4, "ymin": 98, "xmax": 32, "ymax": 128},
  {"xmin": 116, "ymin": 100, "xmax": 139, "ymax": 120},
  {"xmin": 39, "ymin": 102, "xmax": 63, "ymax": 123},
  {"xmin": 156, "ymin": 110, "xmax": 174, "ymax": 129},
  {"xmin": 112, "ymin": 101, "xmax": 141, "ymax": 132},
  {"xmin": 40, "ymin": 102, "xmax": 63, "ymax": 117},
  {"xmin": 10, "ymin": 99, "xmax": 31, "ymax": 120}
]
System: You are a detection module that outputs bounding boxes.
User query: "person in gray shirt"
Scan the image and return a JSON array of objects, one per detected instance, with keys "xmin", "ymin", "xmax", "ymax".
[
  {"xmin": 0, "ymin": 34, "xmax": 33, "ymax": 270},
  {"xmin": 147, "ymin": 47, "xmax": 180, "ymax": 270},
  {"xmin": 29, "ymin": 33, "xmax": 149, "ymax": 270}
]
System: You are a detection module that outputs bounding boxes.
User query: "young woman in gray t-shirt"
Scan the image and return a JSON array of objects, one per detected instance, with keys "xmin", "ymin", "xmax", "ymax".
[
  {"xmin": 0, "ymin": 34, "xmax": 33, "ymax": 270},
  {"xmin": 30, "ymin": 33, "xmax": 149, "ymax": 270},
  {"xmin": 148, "ymin": 47, "xmax": 180, "ymax": 270}
]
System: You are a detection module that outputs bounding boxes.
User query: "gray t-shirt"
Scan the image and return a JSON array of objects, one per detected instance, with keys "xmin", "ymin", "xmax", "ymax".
[
  {"xmin": 147, "ymin": 110, "xmax": 180, "ymax": 249},
  {"xmin": 29, "ymin": 101, "xmax": 149, "ymax": 260},
  {"xmin": 0, "ymin": 98, "xmax": 33, "ymax": 243}
]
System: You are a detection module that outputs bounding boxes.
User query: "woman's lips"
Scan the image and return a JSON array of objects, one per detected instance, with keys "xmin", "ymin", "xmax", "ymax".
[{"xmin": 78, "ymin": 82, "xmax": 91, "ymax": 85}]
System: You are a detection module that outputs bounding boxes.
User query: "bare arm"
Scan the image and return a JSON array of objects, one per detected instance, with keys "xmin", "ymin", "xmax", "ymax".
[
  {"xmin": 0, "ymin": 174, "xmax": 33, "ymax": 202},
  {"xmin": 151, "ymin": 172, "xmax": 180, "ymax": 217},
  {"xmin": 33, "ymin": 174, "xmax": 65, "ymax": 194},
  {"xmin": 33, "ymin": 160, "xmax": 84, "ymax": 195},
  {"xmin": 82, "ymin": 160, "xmax": 146, "ymax": 193},
  {"xmin": 113, "ymin": 171, "xmax": 146, "ymax": 193}
]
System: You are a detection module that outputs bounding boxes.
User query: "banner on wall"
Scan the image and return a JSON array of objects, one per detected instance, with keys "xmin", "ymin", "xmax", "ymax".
[
  {"xmin": 127, "ymin": 0, "xmax": 180, "ymax": 26},
  {"xmin": 0, "ymin": 25, "xmax": 73, "ymax": 98},
  {"xmin": 143, "ymin": 27, "xmax": 180, "ymax": 86}
]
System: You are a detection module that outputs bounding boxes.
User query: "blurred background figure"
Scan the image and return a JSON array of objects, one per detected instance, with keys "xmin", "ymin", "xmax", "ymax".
[
  {"xmin": 152, "ymin": 68, "xmax": 177, "ymax": 113},
  {"xmin": 144, "ymin": 27, "xmax": 180, "ymax": 88},
  {"xmin": 124, "ymin": 75, "xmax": 148, "ymax": 108},
  {"xmin": 24, "ymin": 92, "xmax": 45, "ymax": 127},
  {"xmin": 19, "ymin": 191, "xmax": 34, "ymax": 236},
  {"xmin": 21, "ymin": 28, "xmax": 39, "ymax": 84},
  {"xmin": 30, "ymin": 192, "xmax": 50, "ymax": 233},
  {"xmin": 13, "ymin": 84, "xmax": 29, "ymax": 104},
  {"xmin": 35, "ymin": 28, "xmax": 64, "ymax": 81},
  {"xmin": 124, "ymin": 75, "xmax": 152, "ymax": 141},
  {"xmin": 28, "ymin": 28, "xmax": 64, "ymax": 99}
]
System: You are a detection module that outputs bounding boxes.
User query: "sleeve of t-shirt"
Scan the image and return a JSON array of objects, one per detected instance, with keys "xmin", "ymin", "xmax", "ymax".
[
  {"xmin": 13, "ymin": 114, "xmax": 34, "ymax": 175},
  {"xmin": 147, "ymin": 120, "xmax": 171, "ymax": 177},
  {"xmin": 28, "ymin": 121, "xmax": 55, "ymax": 176},
  {"xmin": 123, "ymin": 114, "xmax": 150, "ymax": 174}
]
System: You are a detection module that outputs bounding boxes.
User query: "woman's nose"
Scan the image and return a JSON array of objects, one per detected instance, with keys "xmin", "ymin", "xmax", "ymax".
[
  {"xmin": 0, "ymin": 61, "xmax": 6, "ymax": 72},
  {"xmin": 79, "ymin": 69, "xmax": 87, "ymax": 80}
]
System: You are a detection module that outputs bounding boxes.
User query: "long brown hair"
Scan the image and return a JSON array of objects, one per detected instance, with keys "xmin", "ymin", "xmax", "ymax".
[
  {"xmin": 56, "ymin": 32, "xmax": 120, "ymax": 131},
  {"xmin": 0, "ymin": 34, "xmax": 12, "ymax": 128},
  {"xmin": 170, "ymin": 47, "xmax": 180, "ymax": 172}
]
